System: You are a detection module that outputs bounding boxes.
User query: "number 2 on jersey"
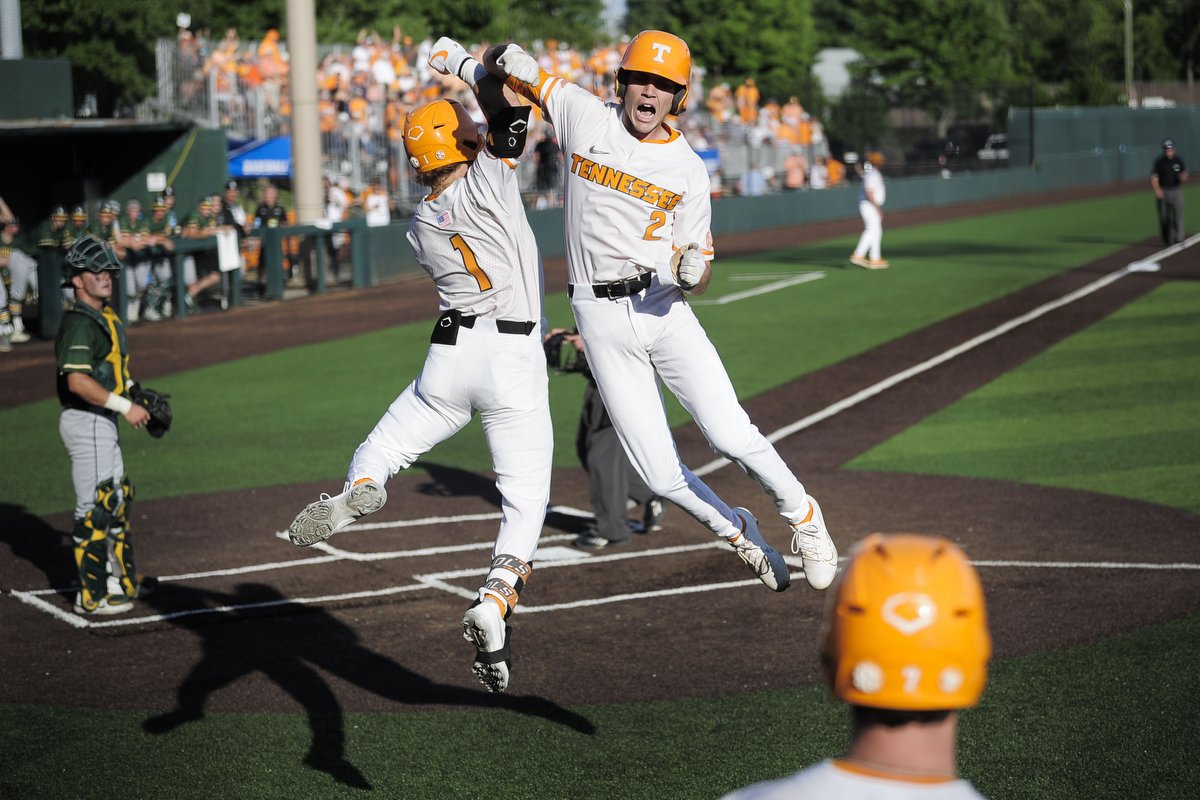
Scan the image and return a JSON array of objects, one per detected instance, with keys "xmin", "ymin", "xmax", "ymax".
[
  {"xmin": 451, "ymin": 233, "xmax": 492, "ymax": 291},
  {"xmin": 642, "ymin": 210, "xmax": 667, "ymax": 241}
]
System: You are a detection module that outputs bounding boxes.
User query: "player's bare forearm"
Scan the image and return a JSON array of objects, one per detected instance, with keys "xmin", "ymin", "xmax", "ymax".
[{"xmin": 65, "ymin": 371, "xmax": 143, "ymax": 424}]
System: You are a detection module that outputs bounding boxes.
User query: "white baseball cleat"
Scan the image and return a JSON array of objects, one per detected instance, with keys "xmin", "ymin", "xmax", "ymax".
[
  {"xmin": 74, "ymin": 592, "xmax": 134, "ymax": 616},
  {"xmin": 790, "ymin": 496, "xmax": 839, "ymax": 590},
  {"xmin": 730, "ymin": 507, "xmax": 791, "ymax": 592},
  {"xmin": 462, "ymin": 600, "xmax": 511, "ymax": 693},
  {"xmin": 288, "ymin": 479, "xmax": 387, "ymax": 547}
]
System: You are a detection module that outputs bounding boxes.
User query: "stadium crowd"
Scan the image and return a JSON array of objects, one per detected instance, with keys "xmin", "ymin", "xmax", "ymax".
[{"xmin": 174, "ymin": 24, "xmax": 845, "ymax": 202}]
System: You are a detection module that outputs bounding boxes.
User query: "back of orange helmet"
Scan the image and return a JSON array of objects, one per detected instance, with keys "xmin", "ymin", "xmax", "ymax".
[
  {"xmin": 616, "ymin": 30, "xmax": 692, "ymax": 115},
  {"xmin": 821, "ymin": 533, "xmax": 991, "ymax": 711}
]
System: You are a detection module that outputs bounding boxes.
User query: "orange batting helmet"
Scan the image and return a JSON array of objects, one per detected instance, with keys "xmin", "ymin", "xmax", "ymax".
[
  {"xmin": 821, "ymin": 533, "xmax": 991, "ymax": 711},
  {"xmin": 403, "ymin": 99, "xmax": 482, "ymax": 174},
  {"xmin": 616, "ymin": 30, "xmax": 692, "ymax": 115}
]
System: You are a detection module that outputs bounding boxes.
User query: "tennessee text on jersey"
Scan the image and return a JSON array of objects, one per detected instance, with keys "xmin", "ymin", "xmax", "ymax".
[{"xmin": 569, "ymin": 153, "xmax": 683, "ymax": 210}]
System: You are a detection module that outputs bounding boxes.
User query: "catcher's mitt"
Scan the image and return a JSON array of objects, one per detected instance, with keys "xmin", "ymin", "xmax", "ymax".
[
  {"xmin": 129, "ymin": 385, "xmax": 172, "ymax": 438},
  {"xmin": 544, "ymin": 331, "xmax": 585, "ymax": 374}
]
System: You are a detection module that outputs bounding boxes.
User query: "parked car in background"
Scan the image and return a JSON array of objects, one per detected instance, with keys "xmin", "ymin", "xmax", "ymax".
[{"xmin": 977, "ymin": 134, "xmax": 1009, "ymax": 160}]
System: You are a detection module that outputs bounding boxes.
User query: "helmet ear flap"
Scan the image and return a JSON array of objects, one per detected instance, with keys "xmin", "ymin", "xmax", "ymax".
[{"xmin": 670, "ymin": 85, "xmax": 688, "ymax": 116}]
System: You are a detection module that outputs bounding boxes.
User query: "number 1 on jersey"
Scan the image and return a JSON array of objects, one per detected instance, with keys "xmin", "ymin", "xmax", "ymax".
[{"xmin": 451, "ymin": 233, "xmax": 492, "ymax": 291}]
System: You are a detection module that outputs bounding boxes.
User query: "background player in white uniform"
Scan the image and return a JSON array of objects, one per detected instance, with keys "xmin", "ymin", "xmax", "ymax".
[
  {"xmin": 850, "ymin": 151, "xmax": 888, "ymax": 269},
  {"xmin": 721, "ymin": 534, "xmax": 992, "ymax": 800},
  {"xmin": 288, "ymin": 59, "xmax": 550, "ymax": 694},
  {"xmin": 486, "ymin": 31, "xmax": 838, "ymax": 592}
]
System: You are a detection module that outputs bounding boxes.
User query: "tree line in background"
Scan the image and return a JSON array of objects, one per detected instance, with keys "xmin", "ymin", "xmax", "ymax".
[{"xmin": 19, "ymin": 0, "xmax": 1200, "ymax": 148}]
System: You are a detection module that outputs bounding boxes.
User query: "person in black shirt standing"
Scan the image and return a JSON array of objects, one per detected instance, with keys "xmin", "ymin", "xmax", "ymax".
[
  {"xmin": 1151, "ymin": 138, "xmax": 1188, "ymax": 245},
  {"xmin": 251, "ymin": 183, "xmax": 290, "ymax": 289}
]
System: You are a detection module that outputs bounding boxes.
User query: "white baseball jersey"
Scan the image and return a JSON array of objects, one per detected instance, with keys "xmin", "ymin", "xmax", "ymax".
[
  {"xmin": 860, "ymin": 165, "xmax": 886, "ymax": 205},
  {"xmin": 407, "ymin": 150, "xmax": 544, "ymax": 322},
  {"xmin": 525, "ymin": 74, "xmax": 712, "ymax": 284},
  {"xmin": 511, "ymin": 67, "xmax": 812, "ymax": 538},
  {"xmin": 721, "ymin": 760, "xmax": 985, "ymax": 800},
  {"xmin": 347, "ymin": 145, "xmax": 552, "ymax": 564}
]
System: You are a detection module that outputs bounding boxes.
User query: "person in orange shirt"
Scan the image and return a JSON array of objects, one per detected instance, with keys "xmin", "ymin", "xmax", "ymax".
[
  {"xmin": 735, "ymin": 77, "xmax": 759, "ymax": 125},
  {"xmin": 826, "ymin": 157, "xmax": 845, "ymax": 187}
]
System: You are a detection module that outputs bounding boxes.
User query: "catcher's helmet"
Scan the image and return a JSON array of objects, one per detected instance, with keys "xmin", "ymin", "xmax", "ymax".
[
  {"xmin": 616, "ymin": 30, "xmax": 692, "ymax": 115},
  {"xmin": 403, "ymin": 99, "xmax": 481, "ymax": 174},
  {"xmin": 821, "ymin": 533, "xmax": 991, "ymax": 711},
  {"xmin": 66, "ymin": 234, "xmax": 123, "ymax": 276}
]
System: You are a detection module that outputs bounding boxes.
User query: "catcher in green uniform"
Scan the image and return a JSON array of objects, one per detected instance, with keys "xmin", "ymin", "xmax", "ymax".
[{"xmin": 56, "ymin": 234, "xmax": 170, "ymax": 615}]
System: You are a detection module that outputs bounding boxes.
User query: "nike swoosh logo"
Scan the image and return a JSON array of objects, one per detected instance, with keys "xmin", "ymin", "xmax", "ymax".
[{"xmin": 589, "ymin": 146, "xmax": 610, "ymax": 155}]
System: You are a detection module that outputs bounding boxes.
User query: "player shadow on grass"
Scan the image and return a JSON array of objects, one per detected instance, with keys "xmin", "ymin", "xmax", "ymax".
[
  {"xmin": 0, "ymin": 504, "xmax": 78, "ymax": 603},
  {"xmin": 140, "ymin": 582, "xmax": 595, "ymax": 790}
]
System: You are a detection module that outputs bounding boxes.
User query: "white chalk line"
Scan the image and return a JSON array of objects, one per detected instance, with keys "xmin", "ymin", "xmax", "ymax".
[
  {"xmin": 691, "ymin": 272, "xmax": 825, "ymax": 305},
  {"xmin": 693, "ymin": 237, "xmax": 1198, "ymax": 477},
  {"xmin": 14, "ymin": 239, "xmax": 1197, "ymax": 628}
]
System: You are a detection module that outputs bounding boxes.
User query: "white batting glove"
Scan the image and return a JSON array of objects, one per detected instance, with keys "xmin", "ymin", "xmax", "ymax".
[
  {"xmin": 429, "ymin": 36, "xmax": 483, "ymax": 86},
  {"xmin": 671, "ymin": 243, "xmax": 706, "ymax": 290},
  {"xmin": 495, "ymin": 43, "xmax": 539, "ymax": 84}
]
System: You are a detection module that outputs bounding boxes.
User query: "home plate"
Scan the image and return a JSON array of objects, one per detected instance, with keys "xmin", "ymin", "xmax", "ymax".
[
  {"xmin": 535, "ymin": 545, "xmax": 588, "ymax": 561},
  {"xmin": 1128, "ymin": 261, "xmax": 1161, "ymax": 272}
]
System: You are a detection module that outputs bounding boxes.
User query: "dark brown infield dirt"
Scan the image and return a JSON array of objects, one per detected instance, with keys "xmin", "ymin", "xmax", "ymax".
[{"xmin": 2, "ymin": 181, "xmax": 1197, "ymax": 724}]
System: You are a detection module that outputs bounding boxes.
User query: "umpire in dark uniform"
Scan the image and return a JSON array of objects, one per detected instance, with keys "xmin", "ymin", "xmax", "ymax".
[
  {"xmin": 547, "ymin": 329, "xmax": 665, "ymax": 548},
  {"xmin": 1151, "ymin": 138, "xmax": 1188, "ymax": 245}
]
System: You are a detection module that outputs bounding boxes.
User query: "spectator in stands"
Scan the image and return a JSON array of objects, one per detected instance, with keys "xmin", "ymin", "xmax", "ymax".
[
  {"xmin": 257, "ymin": 29, "xmax": 288, "ymax": 119},
  {"xmin": 533, "ymin": 130, "xmax": 561, "ymax": 209},
  {"xmin": 784, "ymin": 147, "xmax": 808, "ymax": 191},
  {"xmin": 362, "ymin": 177, "xmax": 391, "ymax": 226},
  {"xmin": 739, "ymin": 166, "xmax": 769, "ymax": 197},
  {"xmin": 826, "ymin": 157, "xmax": 846, "ymax": 187},
  {"xmin": 809, "ymin": 155, "xmax": 829, "ymax": 190},
  {"xmin": 735, "ymin": 78, "xmax": 760, "ymax": 126}
]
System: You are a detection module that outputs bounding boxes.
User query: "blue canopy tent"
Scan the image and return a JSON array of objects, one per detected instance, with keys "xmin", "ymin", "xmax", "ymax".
[{"xmin": 227, "ymin": 137, "xmax": 292, "ymax": 178}]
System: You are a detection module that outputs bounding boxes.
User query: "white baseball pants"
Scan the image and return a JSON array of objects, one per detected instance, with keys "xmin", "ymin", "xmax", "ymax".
[{"xmin": 571, "ymin": 276, "xmax": 810, "ymax": 535}]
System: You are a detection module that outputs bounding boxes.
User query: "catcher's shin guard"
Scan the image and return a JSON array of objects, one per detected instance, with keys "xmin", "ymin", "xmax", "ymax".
[
  {"xmin": 108, "ymin": 476, "xmax": 141, "ymax": 598},
  {"xmin": 73, "ymin": 483, "xmax": 118, "ymax": 612}
]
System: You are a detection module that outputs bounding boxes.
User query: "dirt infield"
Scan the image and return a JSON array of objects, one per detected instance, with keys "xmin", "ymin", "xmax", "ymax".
[{"xmin": 3, "ymin": 182, "xmax": 1198, "ymax": 722}]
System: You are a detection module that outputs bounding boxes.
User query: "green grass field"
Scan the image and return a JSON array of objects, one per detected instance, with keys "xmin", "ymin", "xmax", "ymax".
[{"xmin": 4, "ymin": 187, "xmax": 1199, "ymax": 799}]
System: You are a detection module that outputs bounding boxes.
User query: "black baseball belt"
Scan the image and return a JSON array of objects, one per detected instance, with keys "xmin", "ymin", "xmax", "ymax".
[
  {"xmin": 431, "ymin": 309, "xmax": 536, "ymax": 346},
  {"xmin": 568, "ymin": 271, "xmax": 653, "ymax": 300}
]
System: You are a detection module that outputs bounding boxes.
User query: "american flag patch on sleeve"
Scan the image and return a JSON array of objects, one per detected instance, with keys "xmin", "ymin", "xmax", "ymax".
[{"xmin": 436, "ymin": 211, "xmax": 453, "ymax": 229}]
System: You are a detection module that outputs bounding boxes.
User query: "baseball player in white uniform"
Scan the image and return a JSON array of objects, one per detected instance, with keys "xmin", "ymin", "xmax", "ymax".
[
  {"xmin": 287, "ymin": 61, "xmax": 550, "ymax": 694},
  {"xmin": 721, "ymin": 534, "xmax": 991, "ymax": 800},
  {"xmin": 485, "ymin": 31, "xmax": 838, "ymax": 592},
  {"xmin": 850, "ymin": 152, "xmax": 888, "ymax": 269}
]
